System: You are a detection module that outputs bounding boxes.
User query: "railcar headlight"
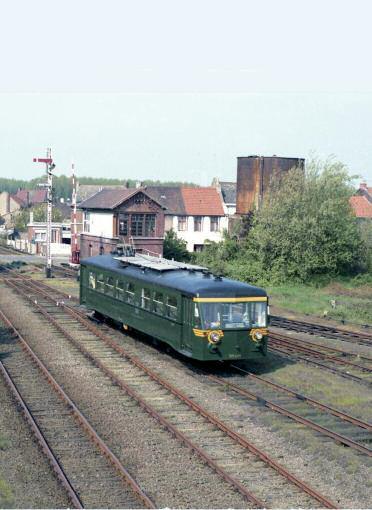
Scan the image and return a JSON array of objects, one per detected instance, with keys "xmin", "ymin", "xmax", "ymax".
[
  {"xmin": 208, "ymin": 331, "xmax": 221, "ymax": 344},
  {"xmin": 254, "ymin": 331, "xmax": 263, "ymax": 341}
]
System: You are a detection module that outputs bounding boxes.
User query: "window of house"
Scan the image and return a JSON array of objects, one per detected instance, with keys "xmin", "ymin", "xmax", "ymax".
[
  {"xmin": 83, "ymin": 212, "xmax": 90, "ymax": 233},
  {"xmin": 88, "ymin": 272, "xmax": 96, "ymax": 289},
  {"xmin": 134, "ymin": 193, "xmax": 145, "ymax": 204},
  {"xmin": 105, "ymin": 276, "xmax": 115, "ymax": 297},
  {"xmin": 178, "ymin": 216, "xmax": 187, "ymax": 231},
  {"xmin": 194, "ymin": 216, "xmax": 202, "ymax": 232},
  {"xmin": 141, "ymin": 288, "xmax": 151, "ymax": 310},
  {"xmin": 35, "ymin": 232, "xmax": 46, "ymax": 241},
  {"xmin": 144, "ymin": 214, "xmax": 156, "ymax": 236},
  {"xmin": 96, "ymin": 273, "xmax": 104, "ymax": 292},
  {"xmin": 193, "ymin": 244, "xmax": 204, "ymax": 253},
  {"xmin": 210, "ymin": 216, "xmax": 219, "ymax": 232},
  {"xmin": 131, "ymin": 214, "xmax": 144, "ymax": 236},
  {"xmin": 153, "ymin": 291, "xmax": 163, "ymax": 315},
  {"xmin": 126, "ymin": 282, "xmax": 135, "ymax": 304},
  {"xmin": 165, "ymin": 295, "xmax": 178, "ymax": 320},
  {"xmin": 116, "ymin": 280, "xmax": 124, "ymax": 300},
  {"xmin": 119, "ymin": 214, "xmax": 129, "ymax": 236}
]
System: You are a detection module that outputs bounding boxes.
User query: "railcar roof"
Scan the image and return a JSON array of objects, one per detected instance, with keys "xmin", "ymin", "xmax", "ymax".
[{"xmin": 81, "ymin": 254, "xmax": 267, "ymax": 298}]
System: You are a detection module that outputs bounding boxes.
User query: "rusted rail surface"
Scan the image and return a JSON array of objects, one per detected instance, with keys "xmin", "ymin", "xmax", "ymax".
[
  {"xmin": 4, "ymin": 276, "xmax": 337, "ymax": 509},
  {"xmin": 203, "ymin": 371, "xmax": 372, "ymax": 456},
  {"xmin": 269, "ymin": 332, "xmax": 372, "ymax": 373},
  {"xmin": 231, "ymin": 365, "xmax": 372, "ymax": 431},
  {"xmin": 271, "ymin": 315, "xmax": 372, "ymax": 347},
  {"xmin": 0, "ymin": 305, "xmax": 156, "ymax": 509},
  {"xmin": 0, "ymin": 358, "xmax": 83, "ymax": 509}
]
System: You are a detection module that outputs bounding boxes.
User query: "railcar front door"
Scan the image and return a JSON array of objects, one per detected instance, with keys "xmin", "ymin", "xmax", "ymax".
[{"xmin": 181, "ymin": 297, "xmax": 193, "ymax": 356}]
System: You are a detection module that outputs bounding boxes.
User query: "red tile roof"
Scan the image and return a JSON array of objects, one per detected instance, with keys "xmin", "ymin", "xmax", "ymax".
[
  {"xmin": 350, "ymin": 196, "xmax": 372, "ymax": 218},
  {"xmin": 181, "ymin": 187, "xmax": 224, "ymax": 216},
  {"xmin": 10, "ymin": 194, "xmax": 26, "ymax": 207}
]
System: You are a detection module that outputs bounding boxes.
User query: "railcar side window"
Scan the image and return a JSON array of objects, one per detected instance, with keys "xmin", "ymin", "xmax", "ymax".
[
  {"xmin": 126, "ymin": 282, "xmax": 135, "ymax": 304},
  {"xmin": 105, "ymin": 276, "xmax": 115, "ymax": 297},
  {"xmin": 153, "ymin": 291, "xmax": 163, "ymax": 314},
  {"xmin": 96, "ymin": 273, "xmax": 104, "ymax": 292},
  {"xmin": 166, "ymin": 295, "xmax": 178, "ymax": 320},
  {"xmin": 141, "ymin": 288, "xmax": 151, "ymax": 310},
  {"xmin": 116, "ymin": 280, "xmax": 124, "ymax": 300},
  {"xmin": 88, "ymin": 272, "xmax": 96, "ymax": 290}
]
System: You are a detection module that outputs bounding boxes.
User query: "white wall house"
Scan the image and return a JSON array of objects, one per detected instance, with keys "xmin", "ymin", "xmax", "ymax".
[
  {"xmin": 83, "ymin": 211, "xmax": 114, "ymax": 237},
  {"xmin": 170, "ymin": 214, "xmax": 228, "ymax": 252}
]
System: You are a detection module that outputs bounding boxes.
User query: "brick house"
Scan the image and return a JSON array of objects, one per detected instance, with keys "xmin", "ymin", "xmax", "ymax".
[
  {"xmin": 0, "ymin": 192, "xmax": 25, "ymax": 227},
  {"xmin": 350, "ymin": 182, "xmax": 372, "ymax": 219},
  {"xmin": 148, "ymin": 186, "xmax": 227, "ymax": 252},
  {"xmin": 78, "ymin": 187, "xmax": 165, "ymax": 259}
]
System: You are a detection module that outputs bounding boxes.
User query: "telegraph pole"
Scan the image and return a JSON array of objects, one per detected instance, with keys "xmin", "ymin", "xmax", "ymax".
[
  {"xmin": 71, "ymin": 162, "xmax": 79, "ymax": 265},
  {"xmin": 33, "ymin": 149, "xmax": 55, "ymax": 278}
]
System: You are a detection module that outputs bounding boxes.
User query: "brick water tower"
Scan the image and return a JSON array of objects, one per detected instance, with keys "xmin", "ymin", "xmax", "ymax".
[{"xmin": 236, "ymin": 155, "xmax": 305, "ymax": 215}]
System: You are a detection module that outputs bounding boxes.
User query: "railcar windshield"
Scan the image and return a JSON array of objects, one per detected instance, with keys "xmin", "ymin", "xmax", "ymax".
[{"xmin": 195, "ymin": 301, "xmax": 267, "ymax": 330}]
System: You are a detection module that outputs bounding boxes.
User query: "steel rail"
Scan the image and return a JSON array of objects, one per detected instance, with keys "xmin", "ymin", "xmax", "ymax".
[
  {"xmin": 0, "ymin": 358, "xmax": 83, "ymax": 509},
  {"xmin": 271, "ymin": 316, "xmax": 372, "ymax": 345},
  {"xmin": 269, "ymin": 345, "xmax": 368, "ymax": 385},
  {"xmin": 269, "ymin": 334, "xmax": 372, "ymax": 373},
  {"xmin": 0, "ymin": 303, "xmax": 156, "ymax": 510},
  {"xmin": 271, "ymin": 331, "xmax": 372, "ymax": 363},
  {"xmin": 4, "ymin": 279, "xmax": 265, "ymax": 508},
  {"xmin": 6, "ymin": 278, "xmax": 338, "ymax": 509},
  {"xmin": 230, "ymin": 365, "xmax": 372, "ymax": 431},
  {"xmin": 204, "ymin": 372, "xmax": 372, "ymax": 456}
]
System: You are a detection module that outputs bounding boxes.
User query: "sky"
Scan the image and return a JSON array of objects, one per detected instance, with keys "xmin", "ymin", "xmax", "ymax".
[{"xmin": 0, "ymin": 0, "xmax": 372, "ymax": 185}]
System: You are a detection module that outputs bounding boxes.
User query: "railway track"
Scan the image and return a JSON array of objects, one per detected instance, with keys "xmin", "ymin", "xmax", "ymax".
[
  {"xmin": 269, "ymin": 331, "xmax": 372, "ymax": 386},
  {"xmin": 0, "ymin": 308, "xmax": 155, "ymax": 509},
  {"xmin": 1, "ymin": 275, "xmax": 337, "ymax": 509},
  {"xmin": 3, "ymin": 271, "xmax": 372, "ymax": 451},
  {"xmin": 271, "ymin": 315, "xmax": 372, "ymax": 347},
  {"xmin": 200, "ymin": 365, "xmax": 372, "ymax": 457}
]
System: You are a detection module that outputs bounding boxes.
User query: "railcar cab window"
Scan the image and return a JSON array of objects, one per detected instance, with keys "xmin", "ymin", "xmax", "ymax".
[
  {"xmin": 105, "ymin": 276, "xmax": 115, "ymax": 297},
  {"xmin": 141, "ymin": 288, "xmax": 151, "ymax": 310},
  {"xmin": 197, "ymin": 301, "xmax": 267, "ymax": 329},
  {"xmin": 166, "ymin": 295, "xmax": 178, "ymax": 320},
  {"xmin": 88, "ymin": 272, "xmax": 96, "ymax": 290},
  {"xmin": 116, "ymin": 280, "xmax": 124, "ymax": 300},
  {"xmin": 126, "ymin": 282, "xmax": 135, "ymax": 304},
  {"xmin": 153, "ymin": 291, "xmax": 164, "ymax": 314},
  {"xmin": 97, "ymin": 273, "xmax": 104, "ymax": 292}
]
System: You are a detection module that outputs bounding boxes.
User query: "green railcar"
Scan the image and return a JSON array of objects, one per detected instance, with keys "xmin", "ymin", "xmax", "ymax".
[{"xmin": 80, "ymin": 253, "xmax": 269, "ymax": 361}]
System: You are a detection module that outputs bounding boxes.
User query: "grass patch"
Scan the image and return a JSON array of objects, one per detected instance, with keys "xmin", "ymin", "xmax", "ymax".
[
  {"xmin": 0, "ymin": 436, "xmax": 9, "ymax": 450},
  {"xmin": 0, "ymin": 478, "xmax": 14, "ymax": 508},
  {"xmin": 267, "ymin": 278, "xmax": 372, "ymax": 325}
]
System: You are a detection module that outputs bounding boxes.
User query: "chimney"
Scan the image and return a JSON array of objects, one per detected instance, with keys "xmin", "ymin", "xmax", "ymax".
[
  {"xmin": 360, "ymin": 182, "xmax": 368, "ymax": 190},
  {"xmin": 135, "ymin": 181, "xmax": 142, "ymax": 189},
  {"xmin": 30, "ymin": 211, "xmax": 34, "ymax": 224}
]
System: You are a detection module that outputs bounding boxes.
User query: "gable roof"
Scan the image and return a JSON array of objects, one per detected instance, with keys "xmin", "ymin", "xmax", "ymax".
[
  {"xmin": 76, "ymin": 184, "xmax": 126, "ymax": 204},
  {"xmin": 220, "ymin": 181, "xmax": 236, "ymax": 204},
  {"xmin": 78, "ymin": 187, "xmax": 164, "ymax": 210},
  {"xmin": 181, "ymin": 187, "xmax": 224, "ymax": 216},
  {"xmin": 350, "ymin": 196, "xmax": 372, "ymax": 218},
  {"xmin": 10, "ymin": 194, "xmax": 25, "ymax": 207},
  {"xmin": 15, "ymin": 189, "xmax": 47, "ymax": 205},
  {"xmin": 145, "ymin": 186, "xmax": 185, "ymax": 215}
]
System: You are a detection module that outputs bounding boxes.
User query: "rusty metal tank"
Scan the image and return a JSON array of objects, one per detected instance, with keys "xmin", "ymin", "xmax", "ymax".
[{"xmin": 236, "ymin": 156, "xmax": 305, "ymax": 215}]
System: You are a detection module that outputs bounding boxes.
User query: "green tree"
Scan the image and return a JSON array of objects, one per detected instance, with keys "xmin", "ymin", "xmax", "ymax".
[
  {"xmin": 236, "ymin": 158, "xmax": 366, "ymax": 284},
  {"xmin": 163, "ymin": 229, "xmax": 190, "ymax": 262}
]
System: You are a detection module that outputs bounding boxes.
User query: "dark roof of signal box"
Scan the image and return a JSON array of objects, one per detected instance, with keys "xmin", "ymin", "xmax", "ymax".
[{"xmin": 81, "ymin": 254, "xmax": 267, "ymax": 298}]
